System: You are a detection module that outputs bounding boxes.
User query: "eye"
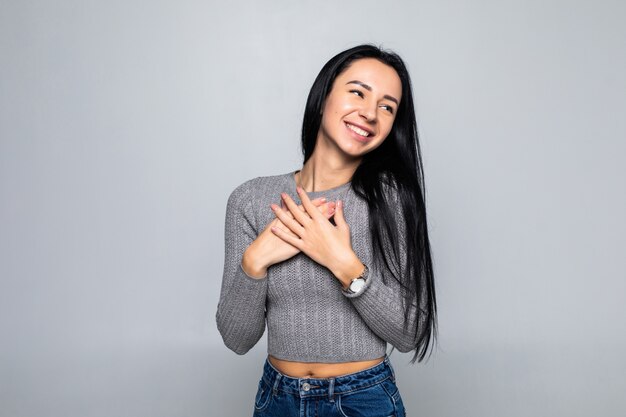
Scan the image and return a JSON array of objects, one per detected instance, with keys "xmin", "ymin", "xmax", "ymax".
[
  {"xmin": 349, "ymin": 89, "xmax": 364, "ymax": 98},
  {"xmin": 380, "ymin": 104, "xmax": 394, "ymax": 114}
]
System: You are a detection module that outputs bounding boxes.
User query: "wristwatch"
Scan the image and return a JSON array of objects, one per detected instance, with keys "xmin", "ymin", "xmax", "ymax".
[{"xmin": 345, "ymin": 264, "xmax": 369, "ymax": 294}]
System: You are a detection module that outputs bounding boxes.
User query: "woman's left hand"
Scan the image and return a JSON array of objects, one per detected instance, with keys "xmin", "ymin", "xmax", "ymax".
[{"xmin": 270, "ymin": 187, "xmax": 356, "ymax": 275}]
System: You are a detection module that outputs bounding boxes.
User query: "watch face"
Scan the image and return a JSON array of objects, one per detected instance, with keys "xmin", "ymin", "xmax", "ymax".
[{"xmin": 349, "ymin": 278, "xmax": 366, "ymax": 293}]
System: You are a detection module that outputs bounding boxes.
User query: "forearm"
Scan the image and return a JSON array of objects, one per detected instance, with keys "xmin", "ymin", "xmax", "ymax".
[
  {"xmin": 216, "ymin": 262, "xmax": 268, "ymax": 354},
  {"xmin": 341, "ymin": 267, "xmax": 420, "ymax": 352},
  {"xmin": 216, "ymin": 184, "xmax": 269, "ymax": 355}
]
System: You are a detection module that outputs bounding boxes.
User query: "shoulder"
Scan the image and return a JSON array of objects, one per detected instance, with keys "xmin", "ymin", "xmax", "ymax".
[
  {"xmin": 226, "ymin": 171, "xmax": 293, "ymax": 210},
  {"xmin": 227, "ymin": 177, "xmax": 260, "ymax": 206}
]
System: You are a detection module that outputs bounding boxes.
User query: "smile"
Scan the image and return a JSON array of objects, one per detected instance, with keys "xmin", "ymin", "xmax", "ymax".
[{"xmin": 344, "ymin": 122, "xmax": 372, "ymax": 138}]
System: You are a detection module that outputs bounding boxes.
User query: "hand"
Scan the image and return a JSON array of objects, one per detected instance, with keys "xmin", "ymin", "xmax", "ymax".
[
  {"xmin": 242, "ymin": 197, "xmax": 336, "ymax": 277},
  {"xmin": 270, "ymin": 187, "xmax": 355, "ymax": 275}
]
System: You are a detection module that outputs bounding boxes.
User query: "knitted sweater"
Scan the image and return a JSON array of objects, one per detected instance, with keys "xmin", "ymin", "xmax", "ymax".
[{"xmin": 216, "ymin": 170, "xmax": 418, "ymax": 362}]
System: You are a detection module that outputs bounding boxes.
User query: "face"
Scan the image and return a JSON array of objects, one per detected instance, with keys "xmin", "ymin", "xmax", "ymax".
[{"xmin": 317, "ymin": 58, "xmax": 402, "ymax": 158}]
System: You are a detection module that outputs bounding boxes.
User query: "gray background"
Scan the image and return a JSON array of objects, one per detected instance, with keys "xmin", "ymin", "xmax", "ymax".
[{"xmin": 1, "ymin": 0, "xmax": 625, "ymax": 416}]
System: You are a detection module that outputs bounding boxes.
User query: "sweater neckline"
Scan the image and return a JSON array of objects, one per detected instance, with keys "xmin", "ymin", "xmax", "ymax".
[{"xmin": 289, "ymin": 170, "xmax": 352, "ymax": 197}]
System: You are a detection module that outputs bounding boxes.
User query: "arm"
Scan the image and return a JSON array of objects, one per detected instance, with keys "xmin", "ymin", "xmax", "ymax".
[
  {"xmin": 341, "ymin": 259, "xmax": 421, "ymax": 353},
  {"xmin": 215, "ymin": 183, "xmax": 268, "ymax": 355},
  {"xmin": 338, "ymin": 190, "xmax": 424, "ymax": 353}
]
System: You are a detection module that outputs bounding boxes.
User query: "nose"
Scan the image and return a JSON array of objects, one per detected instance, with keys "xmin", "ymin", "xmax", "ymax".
[{"xmin": 358, "ymin": 100, "xmax": 377, "ymax": 122}]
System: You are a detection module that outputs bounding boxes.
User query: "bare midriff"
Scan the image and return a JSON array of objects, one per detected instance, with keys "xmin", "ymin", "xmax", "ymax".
[{"xmin": 268, "ymin": 355, "xmax": 385, "ymax": 378}]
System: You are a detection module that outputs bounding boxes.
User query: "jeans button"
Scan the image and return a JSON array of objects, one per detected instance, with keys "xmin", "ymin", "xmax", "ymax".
[{"xmin": 302, "ymin": 382, "xmax": 310, "ymax": 391}]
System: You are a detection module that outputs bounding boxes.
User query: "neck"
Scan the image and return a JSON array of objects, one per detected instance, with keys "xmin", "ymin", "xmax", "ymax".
[{"xmin": 296, "ymin": 147, "xmax": 360, "ymax": 193}]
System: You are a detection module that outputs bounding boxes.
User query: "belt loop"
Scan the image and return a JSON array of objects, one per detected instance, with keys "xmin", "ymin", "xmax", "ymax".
[
  {"xmin": 386, "ymin": 356, "xmax": 396, "ymax": 383},
  {"xmin": 328, "ymin": 378, "xmax": 335, "ymax": 403},
  {"xmin": 272, "ymin": 373, "xmax": 282, "ymax": 396}
]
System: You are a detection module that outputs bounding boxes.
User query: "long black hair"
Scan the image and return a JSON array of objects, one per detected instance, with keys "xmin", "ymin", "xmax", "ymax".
[{"xmin": 301, "ymin": 44, "xmax": 437, "ymax": 363}]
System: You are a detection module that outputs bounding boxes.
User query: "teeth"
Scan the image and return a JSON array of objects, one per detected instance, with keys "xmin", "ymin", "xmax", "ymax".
[{"xmin": 346, "ymin": 123, "xmax": 370, "ymax": 137}]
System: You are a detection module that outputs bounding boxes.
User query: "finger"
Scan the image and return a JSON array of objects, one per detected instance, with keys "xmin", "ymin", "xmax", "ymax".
[
  {"xmin": 308, "ymin": 197, "xmax": 326, "ymax": 211},
  {"xmin": 279, "ymin": 196, "xmax": 326, "ymax": 218},
  {"xmin": 297, "ymin": 198, "xmax": 325, "ymax": 215},
  {"xmin": 295, "ymin": 187, "xmax": 325, "ymax": 222},
  {"xmin": 281, "ymin": 192, "xmax": 312, "ymax": 225},
  {"xmin": 277, "ymin": 221, "xmax": 299, "ymax": 238},
  {"xmin": 280, "ymin": 203, "xmax": 320, "ymax": 220},
  {"xmin": 325, "ymin": 201, "xmax": 336, "ymax": 217},
  {"xmin": 270, "ymin": 224, "xmax": 303, "ymax": 250},
  {"xmin": 271, "ymin": 203, "xmax": 305, "ymax": 235},
  {"xmin": 286, "ymin": 202, "xmax": 333, "ymax": 219},
  {"xmin": 333, "ymin": 200, "xmax": 347, "ymax": 227}
]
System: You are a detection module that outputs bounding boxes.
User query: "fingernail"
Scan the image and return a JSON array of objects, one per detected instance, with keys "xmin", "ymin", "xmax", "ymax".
[{"xmin": 320, "ymin": 197, "xmax": 326, "ymax": 202}]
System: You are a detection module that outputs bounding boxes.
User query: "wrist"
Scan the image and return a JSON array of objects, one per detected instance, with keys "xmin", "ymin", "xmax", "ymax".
[{"xmin": 331, "ymin": 254, "xmax": 366, "ymax": 289}]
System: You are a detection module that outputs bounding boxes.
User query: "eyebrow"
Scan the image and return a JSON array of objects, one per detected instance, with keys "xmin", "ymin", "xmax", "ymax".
[{"xmin": 345, "ymin": 80, "xmax": 399, "ymax": 105}]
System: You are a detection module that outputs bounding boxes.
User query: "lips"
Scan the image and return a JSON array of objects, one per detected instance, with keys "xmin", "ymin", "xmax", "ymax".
[{"xmin": 344, "ymin": 121, "xmax": 374, "ymax": 138}]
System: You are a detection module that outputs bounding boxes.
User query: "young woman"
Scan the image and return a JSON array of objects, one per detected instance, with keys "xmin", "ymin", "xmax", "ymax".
[{"xmin": 216, "ymin": 44, "xmax": 437, "ymax": 417}]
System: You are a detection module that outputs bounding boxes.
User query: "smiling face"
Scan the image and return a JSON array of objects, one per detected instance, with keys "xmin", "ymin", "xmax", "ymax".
[{"xmin": 317, "ymin": 58, "xmax": 402, "ymax": 158}]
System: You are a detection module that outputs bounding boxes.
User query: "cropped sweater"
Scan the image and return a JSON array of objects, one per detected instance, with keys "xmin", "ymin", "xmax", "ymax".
[{"xmin": 215, "ymin": 170, "xmax": 419, "ymax": 362}]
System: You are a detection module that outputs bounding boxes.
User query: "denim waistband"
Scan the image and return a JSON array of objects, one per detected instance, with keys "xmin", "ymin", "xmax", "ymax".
[{"xmin": 261, "ymin": 355, "xmax": 396, "ymax": 399}]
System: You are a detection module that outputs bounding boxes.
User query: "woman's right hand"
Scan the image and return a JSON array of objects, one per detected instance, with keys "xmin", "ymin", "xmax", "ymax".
[{"xmin": 241, "ymin": 198, "xmax": 336, "ymax": 278}]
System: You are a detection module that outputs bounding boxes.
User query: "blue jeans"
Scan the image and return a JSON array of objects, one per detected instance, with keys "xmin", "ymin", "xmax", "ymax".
[{"xmin": 252, "ymin": 355, "xmax": 406, "ymax": 417}]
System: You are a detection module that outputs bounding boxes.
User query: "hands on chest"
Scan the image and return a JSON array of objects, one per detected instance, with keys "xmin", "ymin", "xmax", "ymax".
[
  {"xmin": 242, "ymin": 186, "xmax": 365, "ymax": 289},
  {"xmin": 271, "ymin": 187, "xmax": 365, "ymax": 289}
]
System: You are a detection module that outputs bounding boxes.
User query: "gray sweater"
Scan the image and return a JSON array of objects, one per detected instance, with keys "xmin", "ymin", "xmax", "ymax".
[{"xmin": 216, "ymin": 170, "xmax": 418, "ymax": 362}]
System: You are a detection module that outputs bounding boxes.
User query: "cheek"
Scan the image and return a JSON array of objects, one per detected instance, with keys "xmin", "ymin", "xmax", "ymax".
[
  {"xmin": 381, "ymin": 118, "xmax": 396, "ymax": 137},
  {"xmin": 322, "ymin": 96, "xmax": 335, "ymax": 112},
  {"xmin": 325, "ymin": 95, "xmax": 352, "ymax": 115}
]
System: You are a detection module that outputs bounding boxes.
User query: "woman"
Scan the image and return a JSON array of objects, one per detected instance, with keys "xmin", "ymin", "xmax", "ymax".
[{"xmin": 216, "ymin": 44, "xmax": 437, "ymax": 416}]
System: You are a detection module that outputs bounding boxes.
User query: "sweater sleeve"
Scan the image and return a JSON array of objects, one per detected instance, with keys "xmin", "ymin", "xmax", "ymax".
[
  {"xmin": 341, "ymin": 188, "xmax": 424, "ymax": 353},
  {"xmin": 215, "ymin": 181, "xmax": 268, "ymax": 355}
]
